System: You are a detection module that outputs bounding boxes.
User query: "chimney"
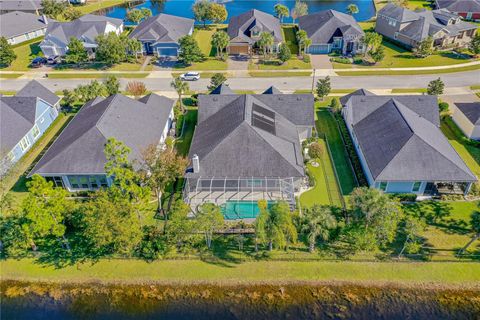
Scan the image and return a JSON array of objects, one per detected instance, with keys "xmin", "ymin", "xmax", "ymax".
[
  {"xmin": 192, "ymin": 154, "xmax": 200, "ymax": 173},
  {"xmin": 42, "ymin": 14, "xmax": 48, "ymax": 25}
]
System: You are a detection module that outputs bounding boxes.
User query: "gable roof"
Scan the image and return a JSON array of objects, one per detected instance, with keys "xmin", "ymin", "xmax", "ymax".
[
  {"xmin": 17, "ymin": 80, "xmax": 60, "ymax": 106},
  {"xmin": 0, "ymin": 11, "xmax": 49, "ymax": 38},
  {"xmin": 129, "ymin": 13, "xmax": 194, "ymax": 44},
  {"xmin": 299, "ymin": 10, "xmax": 364, "ymax": 44},
  {"xmin": 0, "ymin": 0, "xmax": 42, "ymax": 12},
  {"xmin": 436, "ymin": 0, "xmax": 480, "ymax": 13},
  {"xmin": 345, "ymin": 95, "xmax": 476, "ymax": 182},
  {"xmin": 263, "ymin": 86, "xmax": 282, "ymax": 94},
  {"xmin": 30, "ymin": 93, "xmax": 174, "ymax": 176},
  {"xmin": 227, "ymin": 9, "xmax": 282, "ymax": 44},
  {"xmin": 340, "ymin": 89, "xmax": 375, "ymax": 106},
  {"xmin": 455, "ymin": 102, "xmax": 480, "ymax": 125},
  {"xmin": 210, "ymin": 83, "xmax": 234, "ymax": 95}
]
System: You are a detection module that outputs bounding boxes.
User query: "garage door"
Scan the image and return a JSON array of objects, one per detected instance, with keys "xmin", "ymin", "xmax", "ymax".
[
  {"xmin": 157, "ymin": 47, "xmax": 178, "ymax": 57},
  {"xmin": 307, "ymin": 44, "xmax": 330, "ymax": 54},
  {"xmin": 229, "ymin": 45, "xmax": 249, "ymax": 55}
]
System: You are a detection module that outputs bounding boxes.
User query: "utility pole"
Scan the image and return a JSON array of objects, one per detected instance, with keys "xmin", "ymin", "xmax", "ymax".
[{"xmin": 311, "ymin": 68, "xmax": 316, "ymax": 93}]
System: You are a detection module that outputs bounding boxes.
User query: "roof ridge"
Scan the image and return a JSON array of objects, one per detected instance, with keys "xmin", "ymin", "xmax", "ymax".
[
  {"xmin": 3, "ymin": 96, "xmax": 38, "ymax": 124},
  {"xmin": 95, "ymin": 94, "xmax": 120, "ymax": 138}
]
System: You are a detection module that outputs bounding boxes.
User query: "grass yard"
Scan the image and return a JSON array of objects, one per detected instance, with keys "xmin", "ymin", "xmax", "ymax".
[
  {"xmin": 2, "ymin": 258, "xmax": 479, "ymax": 284},
  {"xmin": 1, "ymin": 38, "xmax": 43, "ymax": 71},
  {"xmin": 282, "ymin": 25, "xmax": 299, "ymax": 54},
  {"xmin": 47, "ymin": 72, "xmax": 149, "ymax": 79},
  {"xmin": 249, "ymin": 71, "xmax": 312, "ymax": 77},
  {"xmin": 405, "ymin": 0, "xmax": 432, "ymax": 10},
  {"xmin": 175, "ymin": 108, "xmax": 197, "ymax": 157},
  {"xmin": 75, "ymin": 0, "xmax": 129, "ymax": 15},
  {"xmin": 391, "ymin": 88, "xmax": 427, "ymax": 93},
  {"xmin": 0, "ymin": 73, "xmax": 23, "ymax": 78},
  {"xmin": 193, "ymin": 27, "xmax": 216, "ymax": 57},
  {"xmin": 174, "ymin": 58, "xmax": 228, "ymax": 71},
  {"xmin": 335, "ymin": 64, "xmax": 480, "ymax": 76}
]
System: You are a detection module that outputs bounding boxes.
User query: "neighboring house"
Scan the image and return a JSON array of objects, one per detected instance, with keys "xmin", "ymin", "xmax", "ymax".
[
  {"xmin": 39, "ymin": 14, "xmax": 124, "ymax": 58},
  {"xmin": 0, "ymin": 11, "xmax": 50, "ymax": 45},
  {"xmin": 451, "ymin": 100, "xmax": 480, "ymax": 140},
  {"xmin": 128, "ymin": 13, "xmax": 194, "ymax": 57},
  {"xmin": 0, "ymin": 80, "xmax": 60, "ymax": 170},
  {"xmin": 299, "ymin": 10, "xmax": 365, "ymax": 55},
  {"xmin": 342, "ymin": 92, "xmax": 477, "ymax": 196},
  {"xmin": 227, "ymin": 9, "xmax": 283, "ymax": 55},
  {"xmin": 29, "ymin": 93, "xmax": 175, "ymax": 191},
  {"xmin": 376, "ymin": 3, "xmax": 477, "ymax": 50},
  {"xmin": 183, "ymin": 87, "xmax": 314, "ymax": 216},
  {"xmin": 0, "ymin": 0, "xmax": 42, "ymax": 14},
  {"xmin": 435, "ymin": 0, "xmax": 480, "ymax": 21}
]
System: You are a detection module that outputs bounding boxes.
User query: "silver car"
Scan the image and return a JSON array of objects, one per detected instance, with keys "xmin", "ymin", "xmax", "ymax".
[{"xmin": 180, "ymin": 72, "xmax": 200, "ymax": 81}]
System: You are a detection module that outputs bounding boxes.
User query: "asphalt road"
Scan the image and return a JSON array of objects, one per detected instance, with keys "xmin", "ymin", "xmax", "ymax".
[{"xmin": 1, "ymin": 70, "xmax": 479, "ymax": 92}]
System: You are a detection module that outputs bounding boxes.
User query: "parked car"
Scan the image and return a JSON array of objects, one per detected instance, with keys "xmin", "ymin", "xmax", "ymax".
[
  {"xmin": 47, "ymin": 55, "xmax": 61, "ymax": 65},
  {"xmin": 30, "ymin": 57, "xmax": 46, "ymax": 68},
  {"xmin": 180, "ymin": 72, "xmax": 200, "ymax": 81}
]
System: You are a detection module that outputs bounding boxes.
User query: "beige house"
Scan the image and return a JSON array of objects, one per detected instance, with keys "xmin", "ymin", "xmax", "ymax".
[{"xmin": 450, "ymin": 97, "xmax": 480, "ymax": 140}]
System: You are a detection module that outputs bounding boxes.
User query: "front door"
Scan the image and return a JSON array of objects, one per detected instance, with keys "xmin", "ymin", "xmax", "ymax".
[
  {"xmin": 144, "ymin": 42, "xmax": 153, "ymax": 55},
  {"xmin": 424, "ymin": 182, "xmax": 435, "ymax": 195}
]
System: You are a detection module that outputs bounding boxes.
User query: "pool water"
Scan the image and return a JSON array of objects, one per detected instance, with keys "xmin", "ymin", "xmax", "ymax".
[{"xmin": 221, "ymin": 201, "xmax": 274, "ymax": 220}]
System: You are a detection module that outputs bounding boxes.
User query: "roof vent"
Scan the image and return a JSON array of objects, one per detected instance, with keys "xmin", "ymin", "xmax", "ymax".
[
  {"xmin": 213, "ymin": 97, "xmax": 218, "ymax": 101},
  {"xmin": 297, "ymin": 97, "xmax": 302, "ymax": 101},
  {"xmin": 360, "ymin": 98, "xmax": 366, "ymax": 102},
  {"xmin": 192, "ymin": 154, "xmax": 200, "ymax": 173}
]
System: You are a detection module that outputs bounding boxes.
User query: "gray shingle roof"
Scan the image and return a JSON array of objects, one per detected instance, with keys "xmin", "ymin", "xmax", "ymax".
[
  {"xmin": 30, "ymin": 93, "xmax": 174, "ymax": 176},
  {"xmin": 188, "ymin": 93, "xmax": 314, "ymax": 178},
  {"xmin": 436, "ymin": 0, "xmax": 480, "ymax": 13},
  {"xmin": 340, "ymin": 89, "xmax": 375, "ymax": 106},
  {"xmin": 298, "ymin": 10, "xmax": 364, "ymax": 44},
  {"xmin": 0, "ymin": 0, "xmax": 41, "ymax": 11},
  {"xmin": 455, "ymin": 102, "xmax": 480, "ymax": 125},
  {"xmin": 0, "ymin": 11, "xmax": 49, "ymax": 38},
  {"xmin": 378, "ymin": 3, "xmax": 420, "ymax": 22},
  {"xmin": 227, "ymin": 9, "xmax": 282, "ymax": 44},
  {"xmin": 0, "ymin": 96, "xmax": 37, "ymax": 153},
  {"xmin": 345, "ymin": 95, "xmax": 476, "ymax": 182},
  {"xmin": 129, "ymin": 13, "xmax": 194, "ymax": 44},
  {"xmin": 17, "ymin": 80, "xmax": 60, "ymax": 106},
  {"xmin": 210, "ymin": 83, "xmax": 234, "ymax": 95}
]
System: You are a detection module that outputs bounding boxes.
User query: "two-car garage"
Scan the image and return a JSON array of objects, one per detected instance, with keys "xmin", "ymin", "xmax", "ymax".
[
  {"xmin": 306, "ymin": 44, "xmax": 331, "ymax": 54},
  {"xmin": 228, "ymin": 44, "xmax": 250, "ymax": 55}
]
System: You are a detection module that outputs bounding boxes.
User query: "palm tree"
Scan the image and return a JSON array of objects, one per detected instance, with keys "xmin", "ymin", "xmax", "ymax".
[
  {"xmin": 274, "ymin": 4, "xmax": 289, "ymax": 23},
  {"xmin": 170, "ymin": 77, "xmax": 189, "ymax": 114},
  {"xmin": 301, "ymin": 205, "xmax": 337, "ymax": 253},
  {"xmin": 258, "ymin": 32, "xmax": 274, "ymax": 59},
  {"xmin": 347, "ymin": 4, "xmax": 359, "ymax": 15}
]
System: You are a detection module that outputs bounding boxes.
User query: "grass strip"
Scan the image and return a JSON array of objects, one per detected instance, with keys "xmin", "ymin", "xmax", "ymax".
[
  {"xmin": 336, "ymin": 64, "xmax": 480, "ymax": 76},
  {"xmin": 249, "ymin": 71, "xmax": 311, "ymax": 77},
  {"xmin": 391, "ymin": 88, "xmax": 427, "ymax": 93},
  {"xmin": 47, "ymin": 72, "xmax": 149, "ymax": 79},
  {"xmin": 0, "ymin": 73, "xmax": 23, "ymax": 78}
]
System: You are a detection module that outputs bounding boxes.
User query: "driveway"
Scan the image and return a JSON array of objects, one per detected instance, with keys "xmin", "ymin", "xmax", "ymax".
[
  {"xmin": 309, "ymin": 55, "xmax": 332, "ymax": 69},
  {"xmin": 228, "ymin": 55, "xmax": 249, "ymax": 70}
]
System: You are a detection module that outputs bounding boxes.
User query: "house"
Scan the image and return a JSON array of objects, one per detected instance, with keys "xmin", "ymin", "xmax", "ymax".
[
  {"xmin": 449, "ymin": 96, "xmax": 480, "ymax": 140},
  {"xmin": 0, "ymin": 11, "xmax": 50, "ymax": 45},
  {"xmin": 298, "ymin": 10, "xmax": 365, "ymax": 55},
  {"xmin": 342, "ymin": 92, "xmax": 477, "ymax": 196},
  {"xmin": 376, "ymin": 3, "xmax": 477, "ymax": 50},
  {"xmin": 227, "ymin": 9, "xmax": 283, "ymax": 55},
  {"xmin": 0, "ymin": 0, "xmax": 42, "ymax": 14},
  {"xmin": 29, "ymin": 93, "xmax": 175, "ymax": 191},
  {"xmin": 183, "ymin": 87, "xmax": 314, "ymax": 216},
  {"xmin": 128, "ymin": 13, "xmax": 194, "ymax": 57},
  {"xmin": 39, "ymin": 14, "xmax": 124, "ymax": 58},
  {"xmin": 435, "ymin": 0, "xmax": 480, "ymax": 21},
  {"xmin": 0, "ymin": 80, "xmax": 60, "ymax": 170}
]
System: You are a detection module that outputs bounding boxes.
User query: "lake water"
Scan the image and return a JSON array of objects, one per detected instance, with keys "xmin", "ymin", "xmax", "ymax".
[{"xmin": 98, "ymin": 0, "xmax": 376, "ymax": 24}]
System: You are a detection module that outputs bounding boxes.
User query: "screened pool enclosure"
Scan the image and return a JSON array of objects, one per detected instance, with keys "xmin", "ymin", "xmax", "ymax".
[{"xmin": 183, "ymin": 177, "xmax": 297, "ymax": 219}]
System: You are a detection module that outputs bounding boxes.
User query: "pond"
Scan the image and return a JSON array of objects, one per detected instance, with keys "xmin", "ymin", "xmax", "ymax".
[{"xmin": 96, "ymin": 0, "xmax": 376, "ymax": 24}]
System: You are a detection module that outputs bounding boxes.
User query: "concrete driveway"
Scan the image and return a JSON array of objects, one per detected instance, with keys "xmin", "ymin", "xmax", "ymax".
[
  {"xmin": 228, "ymin": 55, "xmax": 250, "ymax": 70},
  {"xmin": 309, "ymin": 55, "xmax": 332, "ymax": 69}
]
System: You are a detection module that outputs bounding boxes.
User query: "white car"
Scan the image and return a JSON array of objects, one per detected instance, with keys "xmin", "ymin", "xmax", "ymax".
[{"xmin": 180, "ymin": 72, "xmax": 200, "ymax": 81}]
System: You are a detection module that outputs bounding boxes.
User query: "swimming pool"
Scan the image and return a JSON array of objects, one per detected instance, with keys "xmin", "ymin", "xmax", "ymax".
[{"xmin": 221, "ymin": 201, "xmax": 275, "ymax": 220}]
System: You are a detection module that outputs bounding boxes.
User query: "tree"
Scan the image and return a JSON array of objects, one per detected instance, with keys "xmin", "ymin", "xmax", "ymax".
[
  {"xmin": 104, "ymin": 75, "xmax": 120, "ymax": 95},
  {"xmin": 208, "ymin": 73, "xmax": 227, "ymax": 91},
  {"xmin": 308, "ymin": 142, "xmax": 323, "ymax": 159},
  {"xmin": 73, "ymin": 80, "xmax": 108, "ymax": 103},
  {"xmin": 194, "ymin": 203, "xmax": 224, "ymax": 249},
  {"xmin": 61, "ymin": 88, "xmax": 76, "ymax": 107},
  {"xmin": 63, "ymin": 6, "xmax": 82, "ymax": 21},
  {"xmin": 126, "ymin": 8, "xmax": 152, "ymax": 24},
  {"xmin": 122, "ymin": 35, "xmax": 142, "ymax": 61},
  {"xmin": 362, "ymin": 32, "xmax": 382, "ymax": 57},
  {"xmin": 170, "ymin": 76, "xmax": 189, "ymax": 114},
  {"xmin": 95, "ymin": 33, "xmax": 127, "ymax": 65},
  {"xmin": 459, "ymin": 211, "xmax": 480, "ymax": 254},
  {"xmin": 330, "ymin": 97, "xmax": 341, "ymax": 113},
  {"xmin": 274, "ymin": 4, "xmax": 289, "ymax": 23},
  {"xmin": 413, "ymin": 37, "xmax": 434, "ymax": 58},
  {"xmin": 394, "ymin": 0, "xmax": 410, "ymax": 8},
  {"xmin": 65, "ymin": 37, "xmax": 88, "ymax": 65},
  {"xmin": 0, "ymin": 37, "xmax": 16, "ymax": 66},
  {"xmin": 192, "ymin": 0, "xmax": 211, "ymax": 27},
  {"xmin": 398, "ymin": 216, "xmax": 425, "ymax": 257},
  {"xmin": 469, "ymin": 34, "xmax": 480, "ymax": 57},
  {"xmin": 209, "ymin": 3, "xmax": 227, "ymax": 24},
  {"xmin": 277, "ymin": 43, "xmax": 291, "ymax": 64},
  {"xmin": 316, "ymin": 76, "xmax": 331, "ymax": 101},
  {"xmin": 427, "ymin": 77, "xmax": 444, "ymax": 95},
  {"xmin": 211, "ymin": 30, "xmax": 229, "ymax": 59},
  {"xmin": 301, "ymin": 205, "xmax": 337, "ymax": 252},
  {"xmin": 291, "ymin": 1, "xmax": 308, "ymax": 24},
  {"xmin": 347, "ymin": 4, "xmax": 359, "ymax": 15},
  {"xmin": 258, "ymin": 32, "xmax": 275, "ymax": 59},
  {"xmin": 255, "ymin": 200, "xmax": 297, "ymax": 251},
  {"xmin": 125, "ymin": 81, "xmax": 147, "ymax": 97},
  {"xmin": 370, "ymin": 46, "xmax": 385, "ymax": 64},
  {"xmin": 296, "ymin": 30, "xmax": 311, "ymax": 56},
  {"xmin": 41, "ymin": 0, "xmax": 67, "ymax": 18},
  {"xmin": 140, "ymin": 143, "xmax": 188, "ymax": 224},
  {"xmin": 178, "ymin": 35, "xmax": 205, "ymax": 65},
  {"xmin": 165, "ymin": 201, "xmax": 198, "ymax": 250}
]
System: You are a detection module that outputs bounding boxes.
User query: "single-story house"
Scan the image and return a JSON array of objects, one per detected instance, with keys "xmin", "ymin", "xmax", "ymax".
[
  {"xmin": 1, "ymin": 80, "xmax": 60, "ymax": 171},
  {"xmin": 29, "ymin": 93, "xmax": 175, "ymax": 191},
  {"xmin": 299, "ymin": 10, "xmax": 365, "ymax": 55},
  {"xmin": 39, "ymin": 14, "xmax": 124, "ymax": 58},
  {"xmin": 450, "ymin": 97, "xmax": 480, "ymax": 140},
  {"xmin": 128, "ymin": 13, "xmax": 194, "ymax": 57},
  {"xmin": 435, "ymin": 0, "xmax": 480, "ymax": 21},
  {"xmin": 183, "ymin": 86, "xmax": 314, "ymax": 217},
  {"xmin": 376, "ymin": 3, "xmax": 477, "ymax": 50},
  {"xmin": 342, "ymin": 91, "xmax": 477, "ymax": 195},
  {"xmin": 227, "ymin": 9, "xmax": 283, "ymax": 55},
  {"xmin": 0, "ymin": 11, "xmax": 50, "ymax": 45}
]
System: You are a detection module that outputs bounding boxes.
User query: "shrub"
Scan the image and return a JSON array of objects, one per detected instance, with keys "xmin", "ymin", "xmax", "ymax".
[
  {"xmin": 469, "ymin": 182, "xmax": 480, "ymax": 197},
  {"xmin": 391, "ymin": 193, "xmax": 417, "ymax": 202},
  {"xmin": 439, "ymin": 102, "xmax": 449, "ymax": 112},
  {"xmin": 308, "ymin": 142, "xmax": 323, "ymax": 159},
  {"xmin": 331, "ymin": 57, "xmax": 351, "ymax": 64},
  {"xmin": 302, "ymin": 55, "xmax": 310, "ymax": 63},
  {"xmin": 305, "ymin": 167, "xmax": 316, "ymax": 187},
  {"xmin": 125, "ymin": 81, "xmax": 147, "ymax": 97}
]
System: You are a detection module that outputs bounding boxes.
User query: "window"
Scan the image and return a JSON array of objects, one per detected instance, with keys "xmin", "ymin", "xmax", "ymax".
[
  {"xmin": 10, "ymin": 38, "xmax": 16, "ymax": 44},
  {"xmin": 79, "ymin": 176, "xmax": 89, "ymax": 188},
  {"xmin": 99, "ymin": 176, "xmax": 108, "ymax": 187},
  {"xmin": 89, "ymin": 176, "xmax": 98, "ymax": 189},
  {"xmin": 412, "ymin": 181, "xmax": 422, "ymax": 192},
  {"xmin": 388, "ymin": 18, "xmax": 397, "ymax": 27},
  {"xmin": 19, "ymin": 136, "xmax": 30, "ymax": 152},
  {"xmin": 333, "ymin": 37, "xmax": 342, "ymax": 49},
  {"xmin": 32, "ymin": 125, "xmax": 40, "ymax": 139},
  {"xmin": 379, "ymin": 182, "xmax": 388, "ymax": 192},
  {"xmin": 394, "ymin": 32, "xmax": 399, "ymax": 40},
  {"xmin": 68, "ymin": 176, "xmax": 79, "ymax": 189},
  {"xmin": 25, "ymin": 33, "xmax": 31, "ymax": 40}
]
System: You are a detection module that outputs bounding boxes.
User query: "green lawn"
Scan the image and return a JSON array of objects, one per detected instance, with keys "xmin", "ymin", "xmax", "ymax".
[
  {"xmin": 282, "ymin": 25, "xmax": 299, "ymax": 54},
  {"xmin": 175, "ymin": 108, "xmax": 197, "ymax": 157},
  {"xmin": 47, "ymin": 72, "xmax": 149, "ymax": 79},
  {"xmin": 406, "ymin": 0, "xmax": 432, "ymax": 10},
  {"xmin": 1, "ymin": 38, "xmax": 43, "ymax": 71},
  {"xmin": 193, "ymin": 27, "xmax": 216, "ymax": 57},
  {"xmin": 76, "ymin": 0, "xmax": 129, "ymax": 15},
  {"xmin": 335, "ymin": 64, "xmax": 480, "ymax": 76},
  {"xmin": 0, "ymin": 73, "xmax": 23, "ymax": 78},
  {"xmin": 391, "ymin": 88, "xmax": 427, "ymax": 93},
  {"xmin": 174, "ymin": 58, "xmax": 228, "ymax": 71},
  {"xmin": 249, "ymin": 71, "xmax": 311, "ymax": 77},
  {"xmin": 2, "ymin": 258, "xmax": 479, "ymax": 284}
]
